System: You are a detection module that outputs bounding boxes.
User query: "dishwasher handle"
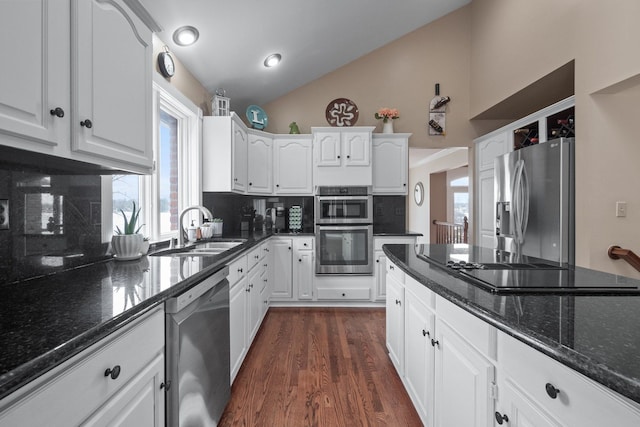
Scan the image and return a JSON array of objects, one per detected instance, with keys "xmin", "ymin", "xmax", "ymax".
[{"xmin": 165, "ymin": 266, "xmax": 229, "ymax": 314}]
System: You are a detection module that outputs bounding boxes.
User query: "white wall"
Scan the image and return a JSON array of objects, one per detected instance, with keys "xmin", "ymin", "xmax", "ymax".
[{"xmin": 408, "ymin": 148, "xmax": 468, "ymax": 243}]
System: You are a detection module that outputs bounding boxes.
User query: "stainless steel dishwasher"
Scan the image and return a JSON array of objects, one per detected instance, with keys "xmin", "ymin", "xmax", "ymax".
[{"xmin": 165, "ymin": 266, "xmax": 230, "ymax": 426}]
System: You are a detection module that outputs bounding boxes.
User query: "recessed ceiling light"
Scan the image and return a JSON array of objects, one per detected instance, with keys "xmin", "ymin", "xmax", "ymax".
[
  {"xmin": 264, "ymin": 53, "xmax": 282, "ymax": 68},
  {"xmin": 173, "ymin": 26, "xmax": 199, "ymax": 46}
]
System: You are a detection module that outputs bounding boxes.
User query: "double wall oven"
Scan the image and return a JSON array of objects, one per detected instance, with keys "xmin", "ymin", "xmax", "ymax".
[{"xmin": 315, "ymin": 186, "xmax": 373, "ymax": 275}]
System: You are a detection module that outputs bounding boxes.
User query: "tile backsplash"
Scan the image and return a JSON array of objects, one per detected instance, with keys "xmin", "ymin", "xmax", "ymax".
[{"xmin": 0, "ymin": 163, "xmax": 108, "ymax": 284}]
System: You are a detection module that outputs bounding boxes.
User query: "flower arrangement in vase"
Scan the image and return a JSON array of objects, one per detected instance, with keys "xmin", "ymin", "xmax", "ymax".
[
  {"xmin": 111, "ymin": 201, "xmax": 144, "ymax": 261},
  {"xmin": 374, "ymin": 108, "xmax": 399, "ymax": 133}
]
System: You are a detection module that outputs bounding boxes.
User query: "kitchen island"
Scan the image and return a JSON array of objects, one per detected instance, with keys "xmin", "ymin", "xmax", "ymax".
[{"xmin": 383, "ymin": 243, "xmax": 640, "ymax": 425}]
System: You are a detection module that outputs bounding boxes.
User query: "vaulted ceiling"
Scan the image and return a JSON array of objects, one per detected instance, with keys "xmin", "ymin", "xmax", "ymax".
[{"xmin": 141, "ymin": 0, "xmax": 471, "ymax": 114}]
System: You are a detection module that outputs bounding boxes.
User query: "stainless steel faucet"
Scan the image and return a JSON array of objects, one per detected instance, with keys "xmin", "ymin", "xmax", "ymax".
[{"xmin": 177, "ymin": 205, "xmax": 213, "ymax": 248}]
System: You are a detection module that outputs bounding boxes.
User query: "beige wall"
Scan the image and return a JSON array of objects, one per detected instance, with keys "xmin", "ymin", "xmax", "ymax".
[
  {"xmin": 264, "ymin": 6, "xmax": 501, "ymax": 148},
  {"xmin": 408, "ymin": 149, "xmax": 468, "ymax": 243},
  {"xmin": 152, "ymin": 35, "xmax": 212, "ymax": 114},
  {"xmin": 469, "ymin": 0, "xmax": 640, "ymax": 275}
]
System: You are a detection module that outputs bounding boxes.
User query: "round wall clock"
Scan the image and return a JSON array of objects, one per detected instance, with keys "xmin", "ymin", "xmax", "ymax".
[
  {"xmin": 158, "ymin": 50, "xmax": 175, "ymax": 78},
  {"xmin": 414, "ymin": 182, "xmax": 424, "ymax": 206},
  {"xmin": 246, "ymin": 105, "xmax": 268, "ymax": 130},
  {"xmin": 325, "ymin": 98, "xmax": 359, "ymax": 127}
]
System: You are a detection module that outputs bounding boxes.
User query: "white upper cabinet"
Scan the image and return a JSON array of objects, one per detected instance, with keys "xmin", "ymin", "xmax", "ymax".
[
  {"xmin": 247, "ymin": 131, "xmax": 273, "ymax": 194},
  {"xmin": 232, "ymin": 120, "xmax": 248, "ymax": 192},
  {"xmin": 0, "ymin": 0, "xmax": 155, "ymax": 173},
  {"xmin": 203, "ymin": 114, "xmax": 248, "ymax": 193},
  {"xmin": 71, "ymin": 0, "xmax": 153, "ymax": 173},
  {"xmin": 312, "ymin": 127, "xmax": 374, "ymax": 186},
  {"xmin": 372, "ymin": 134, "xmax": 410, "ymax": 194},
  {"xmin": 0, "ymin": 0, "xmax": 70, "ymax": 153},
  {"xmin": 342, "ymin": 130, "xmax": 371, "ymax": 166},
  {"xmin": 314, "ymin": 131, "xmax": 341, "ymax": 167},
  {"xmin": 274, "ymin": 136, "xmax": 313, "ymax": 195}
]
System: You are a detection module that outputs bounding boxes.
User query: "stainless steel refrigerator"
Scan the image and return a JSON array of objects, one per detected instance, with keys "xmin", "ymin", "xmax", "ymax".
[{"xmin": 494, "ymin": 138, "xmax": 575, "ymax": 264}]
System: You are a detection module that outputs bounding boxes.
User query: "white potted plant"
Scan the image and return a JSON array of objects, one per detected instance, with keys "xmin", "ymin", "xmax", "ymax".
[{"xmin": 111, "ymin": 201, "xmax": 144, "ymax": 261}]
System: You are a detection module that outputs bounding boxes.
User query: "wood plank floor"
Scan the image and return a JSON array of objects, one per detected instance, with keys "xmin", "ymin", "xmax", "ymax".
[{"xmin": 219, "ymin": 307, "xmax": 422, "ymax": 427}]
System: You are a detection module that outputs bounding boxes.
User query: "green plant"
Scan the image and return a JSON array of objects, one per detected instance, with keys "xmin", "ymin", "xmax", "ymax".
[{"xmin": 115, "ymin": 201, "xmax": 144, "ymax": 235}]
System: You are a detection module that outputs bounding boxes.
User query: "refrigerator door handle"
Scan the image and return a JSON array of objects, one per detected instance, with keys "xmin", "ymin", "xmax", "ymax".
[{"xmin": 512, "ymin": 159, "xmax": 528, "ymax": 245}]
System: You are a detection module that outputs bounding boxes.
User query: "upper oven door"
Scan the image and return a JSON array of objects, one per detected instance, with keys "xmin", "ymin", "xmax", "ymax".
[{"xmin": 315, "ymin": 195, "xmax": 373, "ymax": 224}]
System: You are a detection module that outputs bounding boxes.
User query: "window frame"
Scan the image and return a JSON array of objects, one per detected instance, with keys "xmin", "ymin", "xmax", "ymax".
[
  {"xmin": 446, "ymin": 166, "xmax": 469, "ymax": 224},
  {"xmin": 104, "ymin": 78, "xmax": 202, "ymax": 243}
]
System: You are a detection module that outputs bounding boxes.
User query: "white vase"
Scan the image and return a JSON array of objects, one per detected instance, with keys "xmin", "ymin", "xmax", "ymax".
[
  {"xmin": 382, "ymin": 120, "xmax": 394, "ymax": 134},
  {"xmin": 111, "ymin": 234, "xmax": 143, "ymax": 261}
]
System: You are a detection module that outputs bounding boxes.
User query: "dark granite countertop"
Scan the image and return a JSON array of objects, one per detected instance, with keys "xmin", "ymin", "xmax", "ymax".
[
  {"xmin": 374, "ymin": 230, "xmax": 422, "ymax": 237},
  {"xmin": 0, "ymin": 233, "xmax": 272, "ymax": 401},
  {"xmin": 383, "ymin": 243, "xmax": 640, "ymax": 405}
]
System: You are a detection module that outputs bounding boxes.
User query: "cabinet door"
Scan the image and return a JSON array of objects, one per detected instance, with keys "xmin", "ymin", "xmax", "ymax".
[
  {"xmin": 476, "ymin": 132, "xmax": 509, "ymax": 172},
  {"xmin": 434, "ymin": 318, "xmax": 495, "ymax": 427},
  {"xmin": 314, "ymin": 131, "xmax": 341, "ymax": 166},
  {"xmin": 385, "ymin": 273, "xmax": 404, "ymax": 375},
  {"xmin": 404, "ymin": 289, "xmax": 436, "ymax": 426},
  {"xmin": 497, "ymin": 378, "xmax": 564, "ymax": 427},
  {"xmin": 295, "ymin": 250, "xmax": 314, "ymax": 300},
  {"xmin": 342, "ymin": 131, "xmax": 370, "ymax": 166},
  {"xmin": 229, "ymin": 277, "xmax": 248, "ymax": 382},
  {"xmin": 247, "ymin": 133, "xmax": 273, "ymax": 194},
  {"xmin": 232, "ymin": 120, "xmax": 248, "ymax": 192},
  {"xmin": 80, "ymin": 353, "xmax": 165, "ymax": 427},
  {"xmin": 248, "ymin": 267, "xmax": 262, "ymax": 342},
  {"xmin": 72, "ymin": 0, "xmax": 152, "ymax": 172},
  {"xmin": 478, "ymin": 169, "xmax": 496, "ymax": 248},
  {"xmin": 271, "ymin": 239, "xmax": 293, "ymax": 299},
  {"xmin": 0, "ymin": 0, "xmax": 69, "ymax": 151},
  {"xmin": 374, "ymin": 251, "xmax": 387, "ymax": 300},
  {"xmin": 372, "ymin": 137, "xmax": 408, "ymax": 194},
  {"xmin": 274, "ymin": 138, "xmax": 313, "ymax": 194}
]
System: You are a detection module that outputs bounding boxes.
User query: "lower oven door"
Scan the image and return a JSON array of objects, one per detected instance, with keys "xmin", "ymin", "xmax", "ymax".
[{"xmin": 315, "ymin": 224, "xmax": 373, "ymax": 274}]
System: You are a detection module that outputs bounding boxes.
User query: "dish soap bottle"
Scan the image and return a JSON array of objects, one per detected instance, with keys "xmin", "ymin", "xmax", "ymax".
[{"xmin": 187, "ymin": 220, "xmax": 197, "ymax": 242}]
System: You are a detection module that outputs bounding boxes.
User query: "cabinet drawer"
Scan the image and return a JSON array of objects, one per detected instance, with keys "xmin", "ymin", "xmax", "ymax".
[
  {"xmin": 404, "ymin": 274, "xmax": 434, "ymax": 309},
  {"xmin": 316, "ymin": 287, "xmax": 370, "ymax": 300},
  {"xmin": 0, "ymin": 308, "xmax": 164, "ymax": 427},
  {"xmin": 228, "ymin": 254, "xmax": 247, "ymax": 285},
  {"xmin": 435, "ymin": 295, "xmax": 496, "ymax": 358},
  {"xmin": 498, "ymin": 331, "xmax": 640, "ymax": 426},
  {"xmin": 247, "ymin": 245, "xmax": 264, "ymax": 271},
  {"xmin": 386, "ymin": 260, "xmax": 405, "ymax": 283},
  {"xmin": 293, "ymin": 237, "xmax": 314, "ymax": 251}
]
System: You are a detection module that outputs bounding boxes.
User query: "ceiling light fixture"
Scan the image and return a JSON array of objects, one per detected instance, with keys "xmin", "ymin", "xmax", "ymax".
[
  {"xmin": 173, "ymin": 26, "xmax": 200, "ymax": 46},
  {"xmin": 264, "ymin": 53, "xmax": 282, "ymax": 68}
]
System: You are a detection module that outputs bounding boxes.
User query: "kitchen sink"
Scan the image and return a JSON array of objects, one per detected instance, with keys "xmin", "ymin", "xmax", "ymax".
[{"xmin": 150, "ymin": 239, "xmax": 246, "ymax": 257}]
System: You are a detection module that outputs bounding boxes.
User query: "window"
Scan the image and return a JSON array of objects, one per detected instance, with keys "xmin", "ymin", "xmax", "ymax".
[
  {"xmin": 447, "ymin": 167, "xmax": 469, "ymax": 225},
  {"xmin": 108, "ymin": 79, "xmax": 201, "ymax": 242}
]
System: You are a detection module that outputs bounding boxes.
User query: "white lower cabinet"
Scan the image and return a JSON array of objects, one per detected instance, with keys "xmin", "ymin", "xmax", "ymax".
[
  {"xmin": 496, "ymin": 331, "xmax": 640, "ymax": 427},
  {"xmin": 294, "ymin": 237, "xmax": 314, "ymax": 300},
  {"xmin": 388, "ymin": 258, "xmax": 640, "ymax": 427},
  {"xmin": 385, "ymin": 263, "xmax": 405, "ymax": 376},
  {"xmin": 403, "ymin": 279, "xmax": 436, "ymax": 426},
  {"xmin": 270, "ymin": 238, "xmax": 293, "ymax": 300},
  {"xmin": 433, "ymin": 317, "xmax": 495, "ymax": 427},
  {"xmin": 0, "ymin": 308, "xmax": 165, "ymax": 427},
  {"xmin": 229, "ymin": 255, "xmax": 248, "ymax": 383},
  {"xmin": 229, "ymin": 244, "xmax": 272, "ymax": 383},
  {"xmin": 496, "ymin": 377, "xmax": 563, "ymax": 427}
]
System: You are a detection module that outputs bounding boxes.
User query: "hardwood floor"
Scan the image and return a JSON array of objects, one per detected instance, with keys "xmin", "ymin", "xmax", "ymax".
[{"xmin": 219, "ymin": 307, "xmax": 422, "ymax": 427}]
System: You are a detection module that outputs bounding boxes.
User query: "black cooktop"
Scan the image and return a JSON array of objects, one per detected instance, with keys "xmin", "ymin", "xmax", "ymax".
[{"xmin": 416, "ymin": 244, "xmax": 640, "ymax": 295}]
